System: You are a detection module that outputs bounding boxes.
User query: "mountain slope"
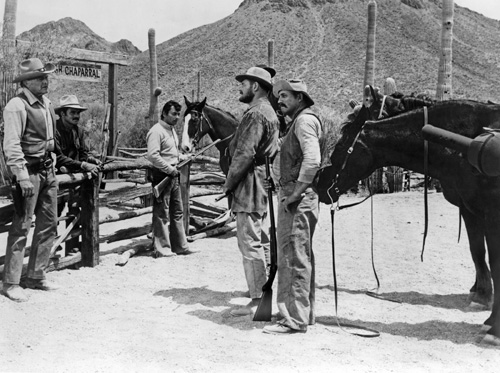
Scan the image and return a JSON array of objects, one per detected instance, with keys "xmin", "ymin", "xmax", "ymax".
[
  {"xmin": 118, "ymin": 0, "xmax": 500, "ymax": 116},
  {"xmin": 18, "ymin": 17, "xmax": 141, "ymax": 55}
]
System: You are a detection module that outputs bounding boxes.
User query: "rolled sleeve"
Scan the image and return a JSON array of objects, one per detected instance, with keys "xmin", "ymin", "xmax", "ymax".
[
  {"xmin": 3, "ymin": 98, "xmax": 29, "ymax": 180},
  {"xmin": 295, "ymin": 116, "xmax": 322, "ymax": 184}
]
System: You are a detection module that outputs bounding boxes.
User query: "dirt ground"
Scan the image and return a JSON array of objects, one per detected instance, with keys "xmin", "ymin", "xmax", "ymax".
[{"xmin": 1, "ymin": 190, "xmax": 500, "ymax": 373}]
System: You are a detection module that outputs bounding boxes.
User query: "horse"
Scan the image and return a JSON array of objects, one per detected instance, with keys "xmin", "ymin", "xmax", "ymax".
[
  {"xmin": 181, "ymin": 96, "xmax": 238, "ymax": 175},
  {"xmin": 316, "ymin": 100, "xmax": 500, "ymax": 345}
]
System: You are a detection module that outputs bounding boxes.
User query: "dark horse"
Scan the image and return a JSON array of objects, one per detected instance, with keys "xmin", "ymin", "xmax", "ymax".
[
  {"xmin": 181, "ymin": 97, "xmax": 238, "ymax": 175},
  {"xmin": 316, "ymin": 99, "xmax": 500, "ymax": 345}
]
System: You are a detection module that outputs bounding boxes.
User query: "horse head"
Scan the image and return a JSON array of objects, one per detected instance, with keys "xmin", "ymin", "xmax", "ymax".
[
  {"xmin": 316, "ymin": 105, "xmax": 375, "ymax": 204},
  {"xmin": 181, "ymin": 96, "xmax": 208, "ymax": 152},
  {"xmin": 363, "ymin": 85, "xmax": 406, "ymax": 120}
]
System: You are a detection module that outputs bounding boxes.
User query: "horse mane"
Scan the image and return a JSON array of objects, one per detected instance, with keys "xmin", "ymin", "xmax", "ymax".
[{"xmin": 205, "ymin": 104, "xmax": 238, "ymax": 121}]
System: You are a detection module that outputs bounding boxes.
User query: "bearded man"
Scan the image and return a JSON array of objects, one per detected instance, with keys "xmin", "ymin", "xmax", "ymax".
[{"xmin": 223, "ymin": 66, "xmax": 279, "ymax": 316}]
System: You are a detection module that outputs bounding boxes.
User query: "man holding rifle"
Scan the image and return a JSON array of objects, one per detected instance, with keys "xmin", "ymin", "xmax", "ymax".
[
  {"xmin": 146, "ymin": 100, "xmax": 196, "ymax": 257},
  {"xmin": 223, "ymin": 66, "xmax": 279, "ymax": 316}
]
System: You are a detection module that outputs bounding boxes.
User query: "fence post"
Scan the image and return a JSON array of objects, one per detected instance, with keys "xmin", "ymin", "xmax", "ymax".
[
  {"xmin": 80, "ymin": 176, "xmax": 99, "ymax": 267},
  {"xmin": 180, "ymin": 163, "xmax": 191, "ymax": 235}
]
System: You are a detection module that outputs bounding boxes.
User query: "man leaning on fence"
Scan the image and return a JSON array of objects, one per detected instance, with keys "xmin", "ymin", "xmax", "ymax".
[
  {"xmin": 2, "ymin": 58, "xmax": 61, "ymax": 302},
  {"xmin": 146, "ymin": 100, "xmax": 197, "ymax": 257},
  {"xmin": 55, "ymin": 95, "xmax": 101, "ymax": 176}
]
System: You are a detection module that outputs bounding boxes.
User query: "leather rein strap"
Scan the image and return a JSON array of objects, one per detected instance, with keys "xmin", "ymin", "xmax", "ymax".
[{"xmin": 422, "ymin": 106, "xmax": 429, "ymax": 262}]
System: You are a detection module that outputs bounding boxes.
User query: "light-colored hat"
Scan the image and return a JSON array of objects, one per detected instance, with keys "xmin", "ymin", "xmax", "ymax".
[
  {"xmin": 55, "ymin": 95, "xmax": 88, "ymax": 114},
  {"xmin": 235, "ymin": 66, "xmax": 273, "ymax": 91},
  {"xmin": 273, "ymin": 79, "xmax": 315, "ymax": 106},
  {"xmin": 13, "ymin": 58, "xmax": 56, "ymax": 83}
]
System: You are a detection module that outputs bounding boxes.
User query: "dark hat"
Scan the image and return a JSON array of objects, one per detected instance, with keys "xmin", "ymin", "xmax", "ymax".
[
  {"xmin": 13, "ymin": 58, "xmax": 56, "ymax": 83},
  {"xmin": 55, "ymin": 95, "xmax": 88, "ymax": 114},
  {"xmin": 273, "ymin": 79, "xmax": 315, "ymax": 106},
  {"xmin": 236, "ymin": 66, "xmax": 273, "ymax": 91},
  {"xmin": 255, "ymin": 64, "xmax": 276, "ymax": 78}
]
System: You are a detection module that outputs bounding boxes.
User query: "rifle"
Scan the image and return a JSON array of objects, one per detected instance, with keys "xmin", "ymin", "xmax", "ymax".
[
  {"xmin": 253, "ymin": 155, "xmax": 278, "ymax": 321},
  {"xmin": 152, "ymin": 138, "xmax": 221, "ymax": 198}
]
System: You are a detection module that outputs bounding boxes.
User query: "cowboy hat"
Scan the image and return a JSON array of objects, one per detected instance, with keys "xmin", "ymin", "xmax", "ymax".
[
  {"xmin": 55, "ymin": 95, "xmax": 88, "ymax": 114},
  {"xmin": 12, "ymin": 58, "xmax": 56, "ymax": 83},
  {"xmin": 235, "ymin": 66, "xmax": 273, "ymax": 91},
  {"xmin": 273, "ymin": 79, "xmax": 315, "ymax": 106}
]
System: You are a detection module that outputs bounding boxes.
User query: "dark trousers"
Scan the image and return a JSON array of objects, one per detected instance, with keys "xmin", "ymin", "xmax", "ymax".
[{"xmin": 3, "ymin": 168, "xmax": 58, "ymax": 284}]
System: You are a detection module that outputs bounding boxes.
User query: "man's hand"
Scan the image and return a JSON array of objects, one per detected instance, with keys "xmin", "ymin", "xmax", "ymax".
[
  {"xmin": 18, "ymin": 179, "xmax": 35, "ymax": 197},
  {"xmin": 262, "ymin": 177, "xmax": 275, "ymax": 192},
  {"xmin": 169, "ymin": 168, "xmax": 180, "ymax": 178},
  {"xmin": 87, "ymin": 157, "xmax": 102, "ymax": 166},
  {"xmin": 81, "ymin": 161, "xmax": 100, "ymax": 177},
  {"xmin": 280, "ymin": 192, "xmax": 305, "ymax": 213}
]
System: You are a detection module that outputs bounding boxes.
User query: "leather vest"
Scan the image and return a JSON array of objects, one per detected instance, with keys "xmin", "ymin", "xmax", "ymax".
[
  {"xmin": 17, "ymin": 92, "xmax": 56, "ymax": 165},
  {"xmin": 279, "ymin": 108, "xmax": 321, "ymax": 185}
]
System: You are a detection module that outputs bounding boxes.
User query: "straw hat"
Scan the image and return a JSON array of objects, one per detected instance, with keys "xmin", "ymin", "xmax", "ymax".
[
  {"xmin": 235, "ymin": 66, "xmax": 273, "ymax": 91},
  {"xmin": 273, "ymin": 79, "xmax": 315, "ymax": 106},
  {"xmin": 13, "ymin": 58, "xmax": 56, "ymax": 83},
  {"xmin": 55, "ymin": 95, "xmax": 88, "ymax": 114}
]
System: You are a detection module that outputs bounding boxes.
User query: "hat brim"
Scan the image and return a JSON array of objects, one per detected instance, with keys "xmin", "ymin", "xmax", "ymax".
[
  {"xmin": 13, "ymin": 63, "xmax": 57, "ymax": 83},
  {"xmin": 55, "ymin": 104, "xmax": 88, "ymax": 114},
  {"xmin": 235, "ymin": 74, "xmax": 273, "ymax": 91},
  {"xmin": 273, "ymin": 81, "xmax": 315, "ymax": 106}
]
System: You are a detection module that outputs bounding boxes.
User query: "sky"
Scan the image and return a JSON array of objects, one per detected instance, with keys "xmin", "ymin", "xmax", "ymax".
[{"xmin": 0, "ymin": 0, "xmax": 499, "ymax": 51}]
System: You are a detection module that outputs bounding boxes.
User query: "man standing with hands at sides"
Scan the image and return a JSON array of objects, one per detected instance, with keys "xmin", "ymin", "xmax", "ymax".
[
  {"xmin": 223, "ymin": 66, "xmax": 279, "ymax": 316},
  {"xmin": 263, "ymin": 79, "xmax": 322, "ymax": 334},
  {"xmin": 147, "ymin": 100, "xmax": 196, "ymax": 258},
  {"xmin": 2, "ymin": 58, "xmax": 60, "ymax": 302}
]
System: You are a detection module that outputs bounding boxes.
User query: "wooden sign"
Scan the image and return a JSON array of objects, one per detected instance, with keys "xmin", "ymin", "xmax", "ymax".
[{"xmin": 55, "ymin": 62, "xmax": 102, "ymax": 82}]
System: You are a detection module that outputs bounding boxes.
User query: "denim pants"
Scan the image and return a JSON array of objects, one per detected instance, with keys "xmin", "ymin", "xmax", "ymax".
[
  {"xmin": 152, "ymin": 177, "xmax": 188, "ymax": 254},
  {"xmin": 276, "ymin": 187, "xmax": 318, "ymax": 331},
  {"xmin": 235, "ymin": 212, "xmax": 270, "ymax": 299},
  {"xmin": 3, "ymin": 168, "xmax": 58, "ymax": 284}
]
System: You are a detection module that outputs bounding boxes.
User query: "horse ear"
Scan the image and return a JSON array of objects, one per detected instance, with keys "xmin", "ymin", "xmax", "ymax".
[
  {"xmin": 200, "ymin": 97, "xmax": 207, "ymax": 108},
  {"xmin": 184, "ymin": 95, "xmax": 191, "ymax": 106}
]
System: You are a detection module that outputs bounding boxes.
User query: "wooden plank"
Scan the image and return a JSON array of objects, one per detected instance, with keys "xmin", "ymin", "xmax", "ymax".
[
  {"xmin": 80, "ymin": 177, "xmax": 99, "ymax": 267},
  {"xmin": 180, "ymin": 162, "xmax": 191, "ymax": 235},
  {"xmin": 99, "ymin": 206, "xmax": 152, "ymax": 224},
  {"xmin": 101, "ymin": 184, "xmax": 151, "ymax": 203},
  {"xmin": 187, "ymin": 221, "xmax": 236, "ymax": 242},
  {"xmin": 190, "ymin": 200, "xmax": 227, "ymax": 214},
  {"xmin": 99, "ymin": 222, "xmax": 151, "ymax": 243}
]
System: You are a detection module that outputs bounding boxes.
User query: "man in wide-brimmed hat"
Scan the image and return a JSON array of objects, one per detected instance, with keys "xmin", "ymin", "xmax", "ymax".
[
  {"xmin": 223, "ymin": 66, "xmax": 279, "ymax": 317},
  {"xmin": 2, "ymin": 58, "xmax": 60, "ymax": 302},
  {"xmin": 55, "ymin": 95, "xmax": 100, "ymax": 176},
  {"xmin": 262, "ymin": 78, "xmax": 322, "ymax": 335}
]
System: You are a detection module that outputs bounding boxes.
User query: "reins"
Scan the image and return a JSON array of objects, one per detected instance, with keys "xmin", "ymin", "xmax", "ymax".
[{"xmin": 421, "ymin": 106, "xmax": 429, "ymax": 262}]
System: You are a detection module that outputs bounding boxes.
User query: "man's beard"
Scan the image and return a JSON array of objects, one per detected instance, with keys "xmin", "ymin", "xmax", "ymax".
[{"xmin": 239, "ymin": 90, "xmax": 254, "ymax": 104}]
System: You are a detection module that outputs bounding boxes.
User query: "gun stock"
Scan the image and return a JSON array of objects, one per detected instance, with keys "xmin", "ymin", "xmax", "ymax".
[
  {"xmin": 253, "ymin": 155, "xmax": 278, "ymax": 322},
  {"xmin": 152, "ymin": 139, "xmax": 222, "ymax": 198}
]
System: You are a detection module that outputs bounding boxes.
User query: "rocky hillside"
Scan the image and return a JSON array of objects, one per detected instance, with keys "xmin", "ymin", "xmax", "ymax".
[
  {"xmin": 116, "ymin": 0, "xmax": 500, "ymax": 117},
  {"xmin": 18, "ymin": 17, "xmax": 141, "ymax": 55}
]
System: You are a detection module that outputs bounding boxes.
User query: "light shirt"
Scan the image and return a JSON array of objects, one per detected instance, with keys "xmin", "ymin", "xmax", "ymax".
[
  {"xmin": 3, "ymin": 88, "xmax": 55, "ymax": 180},
  {"xmin": 146, "ymin": 120, "xmax": 180, "ymax": 173}
]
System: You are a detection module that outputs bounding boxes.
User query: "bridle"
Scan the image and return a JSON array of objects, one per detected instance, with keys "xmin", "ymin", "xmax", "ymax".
[
  {"xmin": 188, "ymin": 109, "xmax": 214, "ymax": 147},
  {"xmin": 187, "ymin": 108, "xmax": 234, "ymax": 149},
  {"xmin": 326, "ymin": 121, "xmax": 368, "ymax": 205}
]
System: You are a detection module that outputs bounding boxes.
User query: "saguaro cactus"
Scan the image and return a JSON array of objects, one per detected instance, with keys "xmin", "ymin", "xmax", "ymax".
[
  {"xmin": 436, "ymin": 0, "xmax": 454, "ymax": 101},
  {"xmin": 148, "ymin": 28, "xmax": 161, "ymax": 126},
  {"xmin": 363, "ymin": 0, "xmax": 377, "ymax": 91}
]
